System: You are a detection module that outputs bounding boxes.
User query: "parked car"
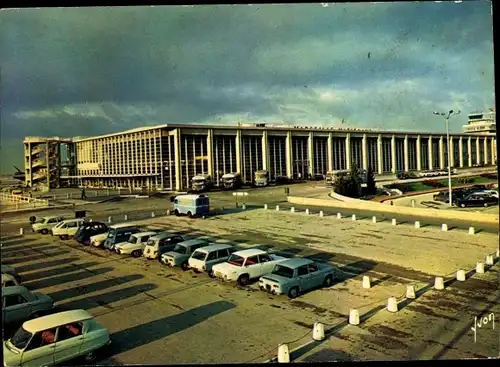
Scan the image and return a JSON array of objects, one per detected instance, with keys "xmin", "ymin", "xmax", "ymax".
[
  {"xmin": 103, "ymin": 226, "xmax": 141, "ymax": 251},
  {"xmin": 188, "ymin": 244, "xmax": 237, "ymax": 277},
  {"xmin": 89, "ymin": 222, "xmax": 135, "ymax": 248},
  {"xmin": 3, "ymin": 309, "xmax": 111, "ymax": 366},
  {"xmin": 258, "ymin": 258, "xmax": 336, "ymax": 299},
  {"xmin": 1, "ymin": 265, "xmax": 21, "ymax": 283},
  {"xmin": 2, "ymin": 273, "xmax": 21, "ymax": 288},
  {"xmin": 160, "ymin": 239, "xmax": 209, "ymax": 270},
  {"xmin": 74, "ymin": 222, "xmax": 108, "ymax": 245},
  {"xmin": 51, "ymin": 219, "xmax": 87, "ymax": 240},
  {"xmin": 143, "ymin": 232, "xmax": 185, "ymax": 260},
  {"xmin": 433, "ymin": 190, "xmax": 467, "ymax": 203},
  {"xmin": 456, "ymin": 193, "xmax": 499, "ymax": 208},
  {"xmin": 31, "ymin": 216, "xmax": 66, "ymax": 235},
  {"xmin": 482, "ymin": 190, "xmax": 499, "ymax": 199},
  {"xmin": 2, "ymin": 286, "xmax": 54, "ymax": 325},
  {"xmin": 469, "ymin": 184, "xmax": 489, "ymax": 192},
  {"xmin": 115, "ymin": 231, "xmax": 158, "ymax": 257},
  {"xmin": 212, "ymin": 248, "xmax": 288, "ymax": 286}
]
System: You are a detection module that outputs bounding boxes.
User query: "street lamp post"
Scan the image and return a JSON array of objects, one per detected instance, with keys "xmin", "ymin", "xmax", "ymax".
[{"xmin": 433, "ymin": 110, "xmax": 461, "ymax": 206}]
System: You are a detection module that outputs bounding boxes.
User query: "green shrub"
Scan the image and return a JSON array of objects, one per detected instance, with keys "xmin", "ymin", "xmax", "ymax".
[
  {"xmin": 457, "ymin": 177, "xmax": 473, "ymax": 184},
  {"xmin": 422, "ymin": 180, "xmax": 444, "ymax": 188}
]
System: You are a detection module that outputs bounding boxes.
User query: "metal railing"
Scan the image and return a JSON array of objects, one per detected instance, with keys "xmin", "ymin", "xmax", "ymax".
[{"xmin": 0, "ymin": 192, "xmax": 49, "ymax": 208}]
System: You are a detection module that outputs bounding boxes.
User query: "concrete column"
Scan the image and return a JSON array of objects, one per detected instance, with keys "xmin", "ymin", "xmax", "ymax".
[
  {"xmin": 459, "ymin": 136, "xmax": 464, "ymax": 168},
  {"xmin": 483, "ymin": 138, "xmax": 489, "ymax": 165},
  {"xmin": 428, "ymin": 136, "xmax": 433, "ymax": 170},
  {"xmin": 345, "ymin": 133, "xmax": 351, "ymax": 170},
  {"xmin": 476, "ymin": 137, "xmax": 480, "ymax": 164},
  {"xmin": 308, "ymin": 132, "xmax": 314, "ymax": 176},
  {"xmin": 206, "ymin": 129, "xmax": 214, "ymax": 178},
  {"xmin": 327, "ymin": 133, "xmax": 333, "ymax": 172},
  {"xmin": 159, "ymin": 132, "xmax": 164, "ymax": 189},
  {"xmin": 173, "ymin": 129, "xmax": 182, "ymax": 191},
  {"xmin": 467, "ymin": 137, "xmax": 472, "ymax": 167},
  {"xmin": 235, "ymin": 130, "xmax": 242, "ymax": 174},
  {"xmin": 262, "ymin": 130, "xmax": 269, "ymax": 171},
  {"xmin": 286, "ymin": 131, "xmax": 293, "ymax": 178},
  {"xmin": 184, "ymin": 135, "xmax": 190, "ymax": 188},
  {"xmin": 416, "ymin": 135, "xmax": 421, "ymax": 171},
  {"xmin": 377, "ymin": 134, "xmax": 383, "ymax": 174},
  {"xmin": 449, "ymin": 136, "xmax": 454, "ymax": 168},
  {"xmin": 491, "ymin": 137, "xmax": 496, "ymax": 164},
  {"xmin": 391, "ymin": 135, "xmax": 396, "ymax": 174},
  {"xmin": 403, "ymin": 135, "xmax": 409, "ymax": 172},
  {"xmin": 362, "ymin": 134, "xmax": 368, "ymax": 170},
  {"xmin": 439, "ymin": 136, "xmax": 445, "ymax": 169}
]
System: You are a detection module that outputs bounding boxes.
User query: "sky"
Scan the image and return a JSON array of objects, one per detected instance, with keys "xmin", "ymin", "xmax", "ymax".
[{"xmin": 0, "ymin": 2, "xmax": 495, "ymax": 174}]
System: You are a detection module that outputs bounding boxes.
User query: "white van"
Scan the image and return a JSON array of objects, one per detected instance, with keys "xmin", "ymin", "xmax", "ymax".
[
  {"xmin": 90, "ymin": 222, "xmax": 137, "ymax": 248},
  {"xmin": 51, "ymin": 219, "xmax": 87, "ymax": 240}
]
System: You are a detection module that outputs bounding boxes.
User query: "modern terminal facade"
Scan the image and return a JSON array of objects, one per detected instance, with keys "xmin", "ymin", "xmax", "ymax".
[{"xmin": 23, "ymin": 123, "xmax": 497, "ymax": 191}]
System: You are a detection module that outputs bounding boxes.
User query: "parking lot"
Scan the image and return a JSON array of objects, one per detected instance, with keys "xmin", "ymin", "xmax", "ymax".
[{"xmin": 2, "ymin": 202, "xmax": 498, "ymax": 363}]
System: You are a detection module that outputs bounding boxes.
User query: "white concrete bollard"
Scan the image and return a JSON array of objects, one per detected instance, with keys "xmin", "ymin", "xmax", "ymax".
[
  {"xmin": 349, "ymin": 309, "xmax": 360, "ymax": 325},
  {"xmin": 277, "ymin": 344, "xmax": 290, "ymax": 363},
  {"xmin": 456, "ymin": 269, "xmax": 466, "ymax": 281},
  {"xmin": 337, "ymin": 213, "xmax": 342, "ymax": 219},
  {"xmin": 264, "ymin": 204, "xmax": 268, "ymax": 210},
  {"xmin": 19, "ymin": 228, "xmax": 24, "ymax": 235},
  {"xmin": 242, "ymin": 204, "xmax": 246, "ymax": 210},
  {"xmin": 108, "ymin": 216, "xmax": 112, "ymax": 223},
  {"xmin": 290, "ymin": 207, "xmax": 295, "ymax": 213},
  {"xmin": 372, "ymin": 216, "xmax": 377, "ymax": 223},
  {"xmin": 496, "ymin": 249, "xmax": 500, "ymax": 258},
  {"xmin": 124, "ymin": 214, "xmax": 128, "ymax": 221},
  {"xmin": 406, "ymin": 285, "xmax": 416, "ymax": 299},
  {"xmin": 476, "ymin": 262, "xmax": 485, "ymax": 274},
  {"xmin": 485, "ymin": 255, "xmax": 494, "ymax": 266},
  {"xmin": 441, "ymin": 224, "xmax": 448, "ymax": 232},
  {"xmin": 391, "ymin": 218, "xmax": 397, "ymax": 226},
  {"xmin": 362, "ymin": 276, "xmax": 371, "ymax": 289},
  {"xmin": 305, "ymin": 208, "xmax": 309, "ymax": 215},
  {"xmin": 468, "ymin": 227, "xmax": 475, "ymax": 235},
  {"xmin": 352, "ymin": 214, "xmax": 356, "ymax": 221},
  {"xmin": 387, "ymin": 297, "xmax": 398, "ymax": 313},
  {"xmin": 434, "ymin": 277, "xmax": 444, "ymax": 290},
  {"xmin": 312, "ymin": 322, "xmax": 325, "ymax": 341},
  {"xmin": 414, "ymin": 221, "xmax": 420, "ymax": 229},
  {"xmin": 167, "ymin": 210, "xmax": 171, "ymax": 216},
  {"xmin": 276, "ymin": 205, "xmax": 280, "ymax": 211},
  {"xmin": 151, "ymin": 212, "xmax": 155, "ymax": 218},
  {"xmin": 319, "ymin": 211, "xmax": 324, "ymax": 217}
]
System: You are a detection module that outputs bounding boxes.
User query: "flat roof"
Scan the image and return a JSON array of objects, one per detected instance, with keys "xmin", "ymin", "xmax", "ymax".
[
  {"xmin": 233, "ymin": 248, "xmax": 266, "ymax": 257},
  {"xmin": 23, "ymin": 309, "xmax": 93, "ymax": 333},
  {"xmin": 279, "ymin": 257, "xmax": 313, "ymax": 268},
  {"xmin": 196, "ymin": 243, "xmax": 234, "ymax": 252}
]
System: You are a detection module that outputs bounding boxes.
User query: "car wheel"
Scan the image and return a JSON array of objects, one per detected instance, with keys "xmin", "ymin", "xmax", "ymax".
[
  {"xmin": 132, "ymin": 250, "xmax": 142, "ymax": 258},
  {"xmin": 41, "ymin": 229, "xmax": 48, "ymax": 235},
  {"xmin": 193, "ymin": 268, "xmax": 201, "ymax": 274},
  {"xmin": 323, "ymin": 275, "xmax": 334, "ymax": 287},
  {"xmin": 288, "ymin": 287, "xmax": 299, "ymax": 299},
  {"xmin": 187, "ymin": 211, "xmax": 193, "ymax": 218},
  {"xmin": 208, "ymin": 269, "xmax": 215, "ymax": 278},
  {"xmin": 181, "ymin": 262, "xmax": 189, "ymax": 271},
  {"xmin": 83, "ymin": 351, "xmax": 97, "ymax": 362},
  {"xmin": 460, "ymin": 203, "xmax": 466, "ymax": 208},
  {"xmin": 238, "ymin": 274, "xmax": 250, "ymax": 286},
  {"xmin": 175, "ymin": 209, "xmax": 180, "ymax": 217},
  {"xmin": 484, "ymin": 202, "xmax": 489, "ymax": 207}
]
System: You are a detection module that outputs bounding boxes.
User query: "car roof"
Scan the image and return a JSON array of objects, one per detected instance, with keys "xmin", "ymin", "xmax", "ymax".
[
  {"xmin": 23, "ymin": 309, "xmax": 93, "ymax": 333},
  {"xmin": 110, "ymin": 223, "xmax": 138, "ymax": 229},
  {"xmin": 61, "ymin": 218, "xmax": 85, "ymax": 223},
  {"xmin": 195, "ymin": 243, "xmax": 233, "ymax": 253},
  {"xmin": 151, "ymin": 232, "xmax": 182, "ymax": 240},
  {"xmin": 132, "ymin": 231, "xmax": 157, "ymax": 238},
  {"xmin": 2, "ymin": 285, "xmax": 28, "ymax": 296},
  {"xmin": 176, "ymin": 194, "xmax": 207, "ymax": 200},
  {"xmin": 232, "ymin": 248, "xmax": 266, "ymax": 257},
  {"xmin": 279, "ymin": 258, "xmax": 313, "ymax": 268},
  {"xmin": 43, "ymin": 215, "xmax": 62, "ymax": 220},
  {"xmin": 1, "ymin": 273, "xmax": 15, "ymax": 281},
  {"xmin": 177, "ymin": 238, "xmax": 209, "ymax": 247},
  {"xmin": 113, "ymin": 226, "xmax": 139, "ymax": 232}
]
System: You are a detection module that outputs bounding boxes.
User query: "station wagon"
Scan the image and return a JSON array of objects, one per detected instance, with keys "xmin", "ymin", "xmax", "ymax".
[
  {"xmin": 188, "ymin": 244, "xmax": 236, "ymax": 277},
  {"xmin": 31, "ymin": 216, "xmax": 65, "ymax": 235},
  {"xmin": 51, "ymin": 219, "xmax": 87, "ymax": 240},
  {"xmin": 103, "ymin": 227, "xmax": 141, "ymax": 251},
  {"xmin": 160, "ymin": 239, "xmax": 209, "ymax": 270},
  {"xmin": 2, "ymin": 286, "xmax": 54, "ymax": 325},
  {"xmin": 143, "ymin": 232, "xmax": 185, "ymax": 260}
]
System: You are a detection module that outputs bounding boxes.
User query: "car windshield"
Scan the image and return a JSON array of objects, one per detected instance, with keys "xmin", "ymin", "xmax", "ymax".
[
  {"xmin": 227, "ymin": 254, "xmax": 245, "ymax": 267},
  {"xmin": 272, "ymin": 265, "xmax": 294, "ymax": 278},
  {"xmin": 191, "ymin": 250, "xmax": 207, "ymax": 261},
  {"xmin": 107, "ymin": 231, "xmax": 116, "ymax": 238},
  {"xmin": 173, "ymin": 245, "xmax": 187, "ymax": 254},
  {"xmin": 193, "ymin": 178, "xmax": 205, "ymax": 183},
  {"xmin": 255, "ymin": 173, "xmax": 267, "ymax": 179},
  {"xmin": 10, "ymin": 327, "xmax": 33, "ymax": 350},
  {"xmin": 128, "ymin": 236, "xmax": 138, "ymax": 244},
  {"xmin": 147, "ymin": 239, "xmax": 156, "ymax": 246}
]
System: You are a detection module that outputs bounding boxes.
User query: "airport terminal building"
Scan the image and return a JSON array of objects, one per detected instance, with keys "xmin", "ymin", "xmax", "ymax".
[{"xmin": 23, "ymin": 117, "xmax": 497, "ymax": 191}]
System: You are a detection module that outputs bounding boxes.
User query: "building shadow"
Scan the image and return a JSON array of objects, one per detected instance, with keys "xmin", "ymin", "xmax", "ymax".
[
  {"xmin": 1, "ymin": 237, "xmax": 38, "ymax": 248},
  {"xmin": 14, "ymin": 257, "xmax": 78, "ymax": 273},
  {"xmin": 21, "ymin": 261, "xmax": 100, "ymax": 283},
  {"xmin": 336, "ymin": 260, "xmax": 378, "ymax": 282},
  {"xmin": 371, "ymin": 275, "xmax": 393, "ymax": 287},
  {"xmin": 47, "ymin": 274, "xmax": 144, "ymax": 302},
  {"xmin": 1, "ymin": 239, "xmax": 44, "ymax": 251},
  {"xmin": 2, "ymin": 245, "xmax": 60, "ymax": 258},
  {"xmin": 57, "ymin": 283, "xmax": 158, "ymax": 311},
  {"xmin": 105, "ymin": 301, "xmax": 236, "ymax": 356},
  {"xmin": 0, "ymin": 234, "xmax": 24, "ymax": 242},
  {"xmin": 359, "ymin": 304, "xmax": 386, "ymax": 323},
  {"xmin": 299, "ymin": 348, "xmax": 355, "ymax": 362},
  {"xmin": 304, "ymin": 252, "xmax": 335, "ymax": 263},
  {"xmin": 24, "ymin": 266, "xmax": 114, "ymax": 290},
  {"xmin": 2, "ymin": 251, "xmax": 69, "ymax": 265}
]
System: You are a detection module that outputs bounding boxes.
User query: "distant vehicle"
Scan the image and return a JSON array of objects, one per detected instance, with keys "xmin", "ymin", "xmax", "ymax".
[
  {"xmin": 311, "ymin": 173, "xmax": 324, "ymax": 181},
  {"xmin": 103, "ymin": 226, "xmax": 141, "ymax": 251},
  {"xmin": 161, "ymin": 239, "xmax": 209, "ymax": 270},
  {"xmin": 50, "ymin": 218, "xmax": 87, "ymax": 240},
  {"xmin": 1, "ymin": 265, "xmax": 21, "ymax": 283},
  {"xmin": 212, "ymin": 249, "xmax": 288, "ymax": 286},
  {"xmin": 2, "ymin": 273, "xmax": 21, "ymax": 288},
  {"xmin": 143, "ymin": 232, "xmax": 185, "ymax": 260},
  {"xmin": 469, "ymin": 184, "xmax": 489, "ymax": 192},
  {"xmin": 433, "ymin": 190, "xmax": 467, "ymax": 203},
  {"xmin": 221, "ymin": 172, "xmax": 242, "ymax": 190},
  {"xmin": 12, "ymin": 165, "xmax": 25, "ymax": 182},
  {"xmin": 258, "ymin": 258, "xmax": 336, "ymax": 299},
  {"xmin": 456, "ymin": 193, "xmax": 499, "ymax": 208},
  {"xmin": 31, "ymin": 216, "xmax": 66, "ymax": 235},
  {"xmin": 188, "ymin": 243, "xmax": 237, "ymax": 277},
  {"xmin": 325, "ymin": 169, "xmax": 367, "ymax": 186},
  {"xmin": 115, "ymin": 231, "xmax": 158, "ymax": 257},
  {"xmin": 90, "ymin": 222, "xmax": 137, "ymax": 248},
  {"xmin": 2, "ymin": 286, "xmax": 54, "ymax": 325},
  {"xmin": 173, "ymin": 194, "xmax": 210, "ymax": 218},
  {"xmin": 272, "ymin": 175, "xmax": 294, "ymax": 185},
  {"xmin": 73, "ymin": 221, "xmax": 108, "ymax": 245},
  {"xmin": 191, "ymin": 174, "xmax": 212, "ymax": 193},
  {"xmin": 3, "ymin": 309, "xmax": 111, "ymax": 366},
  {"xmin": 482, "ymin": 190, "xmax": 499, "ymax": 199},
  {"xmin": 253, "ymin": 170, "xmax": 269, "ymax": 187}
]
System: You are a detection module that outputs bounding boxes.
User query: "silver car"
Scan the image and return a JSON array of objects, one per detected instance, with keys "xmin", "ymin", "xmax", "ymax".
[
  {"xmin": 160, "ymin": 239, "xmax": 209, "ymax": 270},
  {"xmin": 2, "ymin": 286, "xmax": 55, "ymax": 325}
]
